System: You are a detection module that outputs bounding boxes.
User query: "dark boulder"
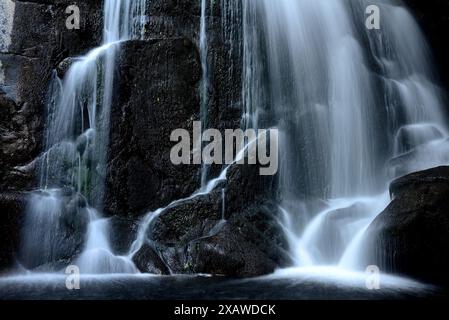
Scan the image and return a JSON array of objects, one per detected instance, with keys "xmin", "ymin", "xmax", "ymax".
[
  {"xmin": 133, "ymin": 162, "xmax": 289, "ymax": 277},
  {"xmin": 133, "ymin": 193, "xmax": 290, "ymax": 276},
  {"xmin": 56, "ymin": 57, "xmax": 79, "ymax": 79},
  {"xmin": 364, "ymin": 166, "xmax": 449, "ymax": 287},
  {"xmin": 187, "ymin": 202, "xmax": 290, "ymax": 277},
  {"xmin": 108, "ymin": 216, "xmax": 140, "ymax": 256},
  {"xmin": 132, "ymin": 244, "xmax": 171, "ymax": 275},
  {"xmin": 0, "ymin": 192, "xmax": 26, "ymax": 273}
]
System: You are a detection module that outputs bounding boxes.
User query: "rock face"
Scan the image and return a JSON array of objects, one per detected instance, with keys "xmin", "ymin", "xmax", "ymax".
[
  {"xmin": 0, "ymin": 192, "xmax": 26, "ymax": 273},
  {"xmin": 112, "ymin": 39, "xmax": 289, "ymax": 274},
  {"xmin": 141, "ymin": 163, "xmax": 285, "ymax": 276},
  {"xmin": 0, "ymin": 0, "xmax": 287, "ymax": 276},
  {"xmin": 0, "ymin": 0, "xmax": 102, "ymax": 272},
  {"xmin": 406, "ymin": 0, "xmax": 449, "ymax": 88},
  {"xmin": 364, "ymin": 166, "xmax": 449, "ymax": 287},
  {"xmin": 0, "ymin": 0, "xmax": 103, "ymax": 192},
  {"xmin": 105, "ymin": 38, "xmax": 202, "ymax": 217},
  {"xmin": 105, "ymin": 0, "xmax": 242, "ymax": 216},
  {"xmin": 133, "ymin": 164, "xmax": 289, "ymax": 277}
]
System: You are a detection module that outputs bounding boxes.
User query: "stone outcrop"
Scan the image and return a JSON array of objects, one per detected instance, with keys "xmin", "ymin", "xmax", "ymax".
[
  {"xmin": 0, "ymin": 192, "xmax": 26, "ymax": 273},
  {"xmin": 0, "ymin": 0, "xmax": 103, "ymax": 192},
  {"xmin": 133, "ymin": 163, "xmax": 289, "ymax": 277},
  {"xmin": 0, "ymin": 0, "xmax": 102, "ymax": 271},
  {"xmin": 364, "ymin": 166, "xmax": 449, "ymax": 287},
  {"xmin": 105, "ymin": 38, "xmax": 202, "ymax": 217}
]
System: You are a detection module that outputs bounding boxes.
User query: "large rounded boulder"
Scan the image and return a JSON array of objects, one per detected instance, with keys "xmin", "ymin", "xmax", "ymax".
[{"xmin": 364, "ymin": 166, "xmax": 449, "ymax": 287}]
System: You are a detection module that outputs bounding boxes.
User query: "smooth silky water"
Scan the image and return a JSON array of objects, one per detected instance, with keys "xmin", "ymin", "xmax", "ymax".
[
  {"xmin": 1, "ymin": 0, "xmax": 448, "ymax": 299},
  {"xmin": 236, "ymin": 0, "xmax": 449, "ymax": 280}
]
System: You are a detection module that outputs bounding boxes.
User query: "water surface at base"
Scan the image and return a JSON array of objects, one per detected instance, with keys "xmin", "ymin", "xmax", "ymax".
[{"xmin": 0, "ymin": 272, "xmax": 444, "ymax": 300}]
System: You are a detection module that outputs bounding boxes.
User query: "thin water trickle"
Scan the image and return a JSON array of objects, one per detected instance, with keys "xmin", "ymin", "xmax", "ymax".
[{"xmin": 221, "ymin": 188, "xmax": 226, "ymax": 221}]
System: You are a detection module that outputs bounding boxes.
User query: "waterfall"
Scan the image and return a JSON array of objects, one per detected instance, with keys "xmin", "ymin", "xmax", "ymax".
[
  {"xmin": 20, "ymin": 0, "xmax": 146, "ymax": 274},
  {"xmin": 239, "ymin": 0, "xmax": 449, "ymax": 270},
  {"xmin": 16, "ymin": 0, "xmax": 449, "ymax": 280}
]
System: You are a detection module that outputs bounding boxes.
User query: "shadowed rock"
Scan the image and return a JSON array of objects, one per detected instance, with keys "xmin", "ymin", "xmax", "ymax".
[
  {"xmin": 364, "ymin": 166, "xmax": 449, "ymax": 288},
  {"xmin": 0, "ymin": 192, "xmax": 26, "ymax": 272}
]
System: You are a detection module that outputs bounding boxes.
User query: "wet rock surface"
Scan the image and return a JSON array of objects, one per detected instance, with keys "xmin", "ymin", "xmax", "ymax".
[
  {"xmin": 0, "ymin": 0, "xmax": 102, "ymax": 192},
  {"xmin": 2, "ymin": 0, "xmax": 449, "ymax": 280},
  {"xmin": 133, "ymin": 163, "xmax": 289, "ymax": 277},
  {"xmin": 18, "ymin": 190, "xmax": 90, "ymax": 270},
  {"xmin": 105, "ymin": 38, "xmax": 202, "ymax": 217},
  {"xmin": 105, "ymin": 0, "xmax": 242, "ymax": 217},
  {"xmin": 364, "ymin": 166, "xmax": 449, "ymax": 288},
  {"xmin": 108, "ymin": 216, "xmax": 140, "ymax": 256},
  {"xmin": 0, "ymin": 192, "xmax": 26, "ymax": 272}
]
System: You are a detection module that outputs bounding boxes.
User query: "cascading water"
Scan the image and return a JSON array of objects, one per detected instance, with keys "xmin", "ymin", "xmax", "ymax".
[
  {"xmin": 239, "ymin": 0, "xmax": 449, "ymax": 271},
  {"xmin": 15, "ymin": 0, "xmax": 448, "ymax": 281},
  {"xmin": 128, "ymin": 0, "xmax": 449, "ymax": 280},
  {"xmin": 20, "ymin": 0, "xmax": 146, "ymax": 274},
  {"xmin": 3, "ymin": 0, "xmax": 448, "ymax": 300}
]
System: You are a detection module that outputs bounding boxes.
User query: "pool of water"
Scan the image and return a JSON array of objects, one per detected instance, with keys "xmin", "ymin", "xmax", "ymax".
[{"xmin": 0, "ymin": 268, "xmax": 445, "ymax": 300}]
